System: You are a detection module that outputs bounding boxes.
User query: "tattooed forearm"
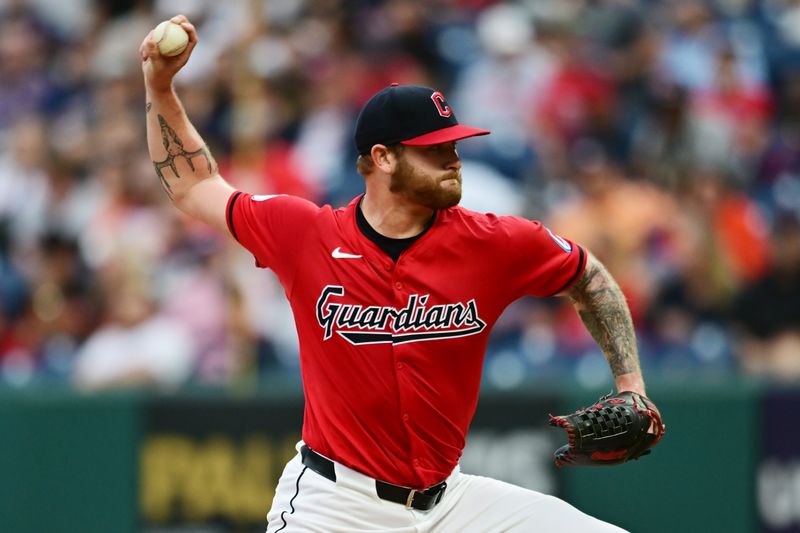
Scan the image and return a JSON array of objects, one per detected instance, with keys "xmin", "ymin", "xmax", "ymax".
[
  {"xmin": 146, "ymin": 102, "xmax": 152, "ymax": 113},
  {"xmin": 567, "ymin": 256, "xmax": 640, "ymax": 377},
  {"xmin": 151, "ymin": 114, "xmax": 217, "ymax": 200}
]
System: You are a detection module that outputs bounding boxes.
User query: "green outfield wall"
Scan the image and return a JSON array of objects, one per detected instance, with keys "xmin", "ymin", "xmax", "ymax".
[
  {"xmin": 0, "ymin": 390, "xmax": 141, "ymax": 533},
  {"xmin": 0, "ymin": 382, "xmax": 783, "ymax": 533}
]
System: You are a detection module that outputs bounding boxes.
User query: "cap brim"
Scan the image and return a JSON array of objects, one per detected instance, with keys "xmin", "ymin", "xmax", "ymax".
[{"xmin": 400, "ymin": 124, "xmax": 490, "ymax": 146}]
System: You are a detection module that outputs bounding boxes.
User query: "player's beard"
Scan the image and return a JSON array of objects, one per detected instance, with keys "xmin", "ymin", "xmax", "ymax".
[{"xmin": 390, "ymin": 156, "xmax": 462, "ymax": 209}]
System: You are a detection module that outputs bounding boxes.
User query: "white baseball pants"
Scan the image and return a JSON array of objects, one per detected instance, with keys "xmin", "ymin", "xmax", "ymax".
[{"xmin": 265, "ymin": 443, "xmax": 627, "ymax": 533}]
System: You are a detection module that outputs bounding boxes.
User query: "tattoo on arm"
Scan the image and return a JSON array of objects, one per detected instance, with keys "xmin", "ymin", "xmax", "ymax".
[
  {"xmin": 146, "ymin": 102, "xmax": 152, "ymax": 113},
  {"xmin": 567, "ymin": 258, "xmax": 640, "ymax": 377},
  {"xmin": 152, "ymin": 114, "xmax": 217, "ymax": 200}
]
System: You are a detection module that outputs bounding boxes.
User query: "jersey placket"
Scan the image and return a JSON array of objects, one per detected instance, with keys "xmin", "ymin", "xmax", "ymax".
[
  {"xmin": 389, "ymin": 256, "xmax": 424, "ymax": 478},
  {"xmin": 351, "ymin": 200, "xmax": 439, "ymax": 483}
]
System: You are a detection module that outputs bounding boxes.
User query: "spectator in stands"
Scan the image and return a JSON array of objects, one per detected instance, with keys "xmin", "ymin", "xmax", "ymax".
[
  {"xmin": 0, "ymin": 0, "xmax": 798, "ymax": 388},
  {"xmin": 72, "ymin": 262, "xmax": 196, "ymax": 391},
  {"xmin": 733, "ymin": 215, "xmax": 800, "ymax": 381}
]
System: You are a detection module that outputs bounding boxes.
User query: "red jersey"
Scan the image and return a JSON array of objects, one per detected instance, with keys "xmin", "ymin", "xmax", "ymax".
[{"xmin": 226, "ymin": 193, "xmax": 586, "ymax": 488}]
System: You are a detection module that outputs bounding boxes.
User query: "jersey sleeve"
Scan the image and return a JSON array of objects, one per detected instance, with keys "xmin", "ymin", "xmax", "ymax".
[
  {"xmin": 226, "ymin": 192, "xmax": 319, "ymax": 284},
  {"xmin": 502, "ymin": 216, "xmax": 587, "ymax": 298}
]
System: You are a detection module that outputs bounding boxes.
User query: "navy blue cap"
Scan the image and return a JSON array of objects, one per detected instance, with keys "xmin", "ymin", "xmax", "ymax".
[{"xmin": 354, "ymin": 84, "xmax": 490, "ymax": 155}]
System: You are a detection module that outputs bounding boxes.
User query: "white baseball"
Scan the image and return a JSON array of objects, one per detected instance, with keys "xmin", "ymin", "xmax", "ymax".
[{"xmin": 153, "ymin": 20, "xmax": 189, "ymax": 57}]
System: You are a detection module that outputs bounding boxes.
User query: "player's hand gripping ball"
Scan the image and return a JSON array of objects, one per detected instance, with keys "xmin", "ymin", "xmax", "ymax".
[
  {"xmin": 548, "ymin": 391, "xmax": 665, "ymax": 467},
  {"xmin": 153, "ymin": 20, "xmax": 189, "ymax": 57}
]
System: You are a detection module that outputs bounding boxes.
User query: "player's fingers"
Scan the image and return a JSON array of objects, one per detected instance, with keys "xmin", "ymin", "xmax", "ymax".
[
  {"xmin": 175, "ymin": 21, "xmax": 198, "ymax": 61},
  {"xmin": 171, "ymin": 14, "xmax": 188, "ymax": 24},
  {"xmin": 144, "ymin": 38, "xmax": 164, "ymax": 64},
  {"xmin": 145, "ymin": 36, "xmax": 160, "ymax": 56},
  {"xmin": 141, "ymin": 30, "xmax": 158, "ymax": 60},
  {"xmin": 169, "ymin": 30, "xmax": 196, "ymax": 64},
  {"xmin": 178, "ymin": 20, "xmax": 198, "ymax": 44},
  {"xmin": 184, "ymin": 37, "xmax": 197, "ymax": 58}
]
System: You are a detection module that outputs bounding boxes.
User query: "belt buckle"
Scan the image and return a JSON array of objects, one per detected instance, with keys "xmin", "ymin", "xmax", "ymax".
[{"xmin": 405, "ymin": 489, "xmax": 417, "ymax": 509}]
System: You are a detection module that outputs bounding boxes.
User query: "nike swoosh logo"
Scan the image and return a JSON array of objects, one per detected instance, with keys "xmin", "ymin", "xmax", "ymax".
[
  {"xmin": 251, "ymin": 194, "xmax": 285, "ymax": 202},
  {"xmin": 332, "ymin": 247, "xmax": 362, "ymax": 259}
]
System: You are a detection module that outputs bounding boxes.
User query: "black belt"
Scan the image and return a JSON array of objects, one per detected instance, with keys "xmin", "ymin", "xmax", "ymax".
[{"xmin": 300, "ymin": 445, "xmax": 447, "ymax": 511}]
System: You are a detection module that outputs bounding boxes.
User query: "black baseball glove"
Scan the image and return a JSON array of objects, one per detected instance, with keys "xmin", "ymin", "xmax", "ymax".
[{"xmin": 548, "ymin": 391, "xmax": 665, "ymax": 467}]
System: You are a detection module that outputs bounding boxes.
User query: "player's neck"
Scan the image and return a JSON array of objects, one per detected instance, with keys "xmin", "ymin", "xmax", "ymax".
[{"xmin": 360, "ymin": 190, "xmax": 434, "ymax": 239}]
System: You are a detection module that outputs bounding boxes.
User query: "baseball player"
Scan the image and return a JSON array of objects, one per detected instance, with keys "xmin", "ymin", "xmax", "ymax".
[{"xmin": 141, "ymin": 16, "xmax": 663, "ymax": 533}]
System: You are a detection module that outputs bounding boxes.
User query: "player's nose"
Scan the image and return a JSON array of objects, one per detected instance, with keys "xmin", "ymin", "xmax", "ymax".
[{"xmin": 445, "ymin": 154, "xmax": 462, "ymax": 172}]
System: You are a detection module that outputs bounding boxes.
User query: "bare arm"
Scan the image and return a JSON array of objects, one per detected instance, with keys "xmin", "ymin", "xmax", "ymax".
[
  {"xmin": 140, "ymin": 15, "xmax": 234, "ymax": 233},
  {"xmin": 564, "ymin": 253, "xmax": 646, "ymax": 395}
]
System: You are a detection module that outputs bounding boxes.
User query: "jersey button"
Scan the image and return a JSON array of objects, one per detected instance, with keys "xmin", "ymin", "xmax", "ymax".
[
  {"xmin": 394, "ymin": 281, "xmax": 403, "ymax": 290},
  {"xmin": 413, "ymin": 459, "xmax": 420, "ymax": 467},
  {"xmin": 402, "ymin": 413, "xmax": 409, "ymax": 422},
  {"xmin": 384, "ymin": 263, "xmax": 393, "ymax": 271},
  {"xmin": 396, "ymin": 362, "xmax": 404, "ymax": 370}
]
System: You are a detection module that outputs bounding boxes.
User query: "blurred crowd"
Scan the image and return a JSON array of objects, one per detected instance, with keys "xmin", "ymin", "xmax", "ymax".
[{"xmin": 1, "ymin": 0, "xmax": 799, "ymax": 391}]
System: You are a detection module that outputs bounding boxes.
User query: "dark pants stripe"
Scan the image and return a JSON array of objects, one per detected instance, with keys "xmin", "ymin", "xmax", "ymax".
[{"xmin": 274, "ymin": 466, "xmax": 308, "ymax": 533}]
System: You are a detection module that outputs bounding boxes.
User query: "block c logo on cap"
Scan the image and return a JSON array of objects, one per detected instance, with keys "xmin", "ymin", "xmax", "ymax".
[{"xmin": 431, "ymin": 91, "xmax": 452, "ymax": 118}]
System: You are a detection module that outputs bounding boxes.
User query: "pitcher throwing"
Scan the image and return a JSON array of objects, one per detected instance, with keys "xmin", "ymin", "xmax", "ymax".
[{"xmin": 140, "ymin": 16, "xmax": 664, "ymax": 533}]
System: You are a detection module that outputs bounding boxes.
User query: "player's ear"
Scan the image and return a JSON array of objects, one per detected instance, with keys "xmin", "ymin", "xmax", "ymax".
[{"xmin": 371, "ymin": 144, "xmax": 397, "ymax": 174}]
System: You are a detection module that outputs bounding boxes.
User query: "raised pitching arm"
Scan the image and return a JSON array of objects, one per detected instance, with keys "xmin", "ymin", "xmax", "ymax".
[{"xmin": 140, "ymin": 15, "xmax": 235, "ymax": 233}]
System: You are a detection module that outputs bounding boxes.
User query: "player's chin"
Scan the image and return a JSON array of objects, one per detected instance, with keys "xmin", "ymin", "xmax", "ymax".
[
  {"xmin": 439, "ymin": 175, "xmax": 461, "ymax": 192},
  {"xmin": 432, "ymin": 186, "xmax": 461, "ymax": 209}
]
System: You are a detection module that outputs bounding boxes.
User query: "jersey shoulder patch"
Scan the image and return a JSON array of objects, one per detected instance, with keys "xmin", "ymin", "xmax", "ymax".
[{"xmin": 544, "ymin": 227, "xmax": 573, "ymax": 252}]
